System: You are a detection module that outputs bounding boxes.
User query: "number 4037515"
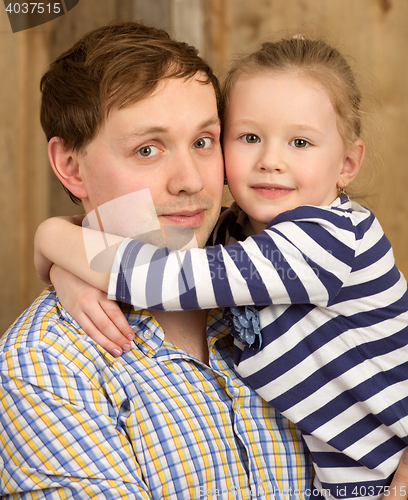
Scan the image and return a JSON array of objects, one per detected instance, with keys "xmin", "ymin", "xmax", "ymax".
[{"xmin": 5, "ymin": 3, "xmax": 61, "ymax": 14}]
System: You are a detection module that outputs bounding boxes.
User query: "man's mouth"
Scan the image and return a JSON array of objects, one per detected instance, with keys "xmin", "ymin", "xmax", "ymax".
[{"xmin": 159, "ymin": 209, "xmax": 206, "ymax": 227}]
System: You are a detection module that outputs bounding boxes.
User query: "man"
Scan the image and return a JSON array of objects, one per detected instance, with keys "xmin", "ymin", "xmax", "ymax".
[
  {"xmin": 0, "ymin": 21, "xmax": 313, "ymax": 499},
  {"xmin": 0, "ymin": 21, "xmax": 407, "ymax": 499}
]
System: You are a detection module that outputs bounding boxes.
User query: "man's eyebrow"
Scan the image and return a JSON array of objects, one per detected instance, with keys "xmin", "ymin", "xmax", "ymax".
[
  {"xmin": 121, "ymin": 117, "xmax": 220, "ymax": 141},
  {"xmin": 196, "ymin": 116, "xmax": 221, "ymax": 130},
  {"xmin": 121, "ymin": 126, "xmax": 168, "ymax": 140}
]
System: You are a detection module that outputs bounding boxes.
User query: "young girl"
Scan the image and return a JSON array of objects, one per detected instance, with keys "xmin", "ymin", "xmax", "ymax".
[{"xmin": 35, "ymin": 37, "xmax": 408, "ymax": 497}]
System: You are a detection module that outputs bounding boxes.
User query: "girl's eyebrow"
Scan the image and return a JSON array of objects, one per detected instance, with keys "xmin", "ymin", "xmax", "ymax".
[
  {"xmin": 227, "ymin": 118, "xmax": 258, "ymax": 127},
  {"xmin": 228, "ymin": 118, "xmax": 325, "ymax": 137},
  {"xmin": 291, "ymin": 124, "xmax": 325, "ymax": 136}
]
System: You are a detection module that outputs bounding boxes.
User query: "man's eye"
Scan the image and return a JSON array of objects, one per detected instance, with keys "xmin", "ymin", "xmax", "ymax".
[
  {"xmin": 290, "ymin": 138, "xmax": 310, "ymax": 148},
  {"xmin": 136, "ymin": 145, "xmax": 160, "ymax": 157},
  {"xmin": 240, "ymin": 134, "xmax": 260, "ymax": 144},
  {"xmin": 193, "ymin": 137, "xmax": 212, "ymax": 149}
]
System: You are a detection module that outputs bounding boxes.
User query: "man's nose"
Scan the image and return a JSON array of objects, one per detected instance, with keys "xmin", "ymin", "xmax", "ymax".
[{"xmin": 167, "ymin": 152, "xmax": 205, "ymax": 195}]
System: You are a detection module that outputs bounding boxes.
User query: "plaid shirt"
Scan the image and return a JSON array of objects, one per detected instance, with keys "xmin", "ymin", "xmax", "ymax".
[{"xmin": 0, "ymin": 287, "xmax": 313, "ymax": 499}]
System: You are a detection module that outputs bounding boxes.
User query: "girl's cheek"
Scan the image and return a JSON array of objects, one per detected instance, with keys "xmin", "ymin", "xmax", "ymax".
[{"xmin": 222, "ymin": 146, "xmax": 237, "ymax": 172}]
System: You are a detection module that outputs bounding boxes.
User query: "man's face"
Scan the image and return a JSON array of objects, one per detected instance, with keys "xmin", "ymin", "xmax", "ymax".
[{"xmin": 77, "ymin": 75, "xmax": 224, "ymax": 247}]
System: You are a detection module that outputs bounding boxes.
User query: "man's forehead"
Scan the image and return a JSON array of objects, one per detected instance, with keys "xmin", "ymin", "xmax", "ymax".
[{"xmin": 93, "ymin": 76, "xmax": 220, "ymax": 145}]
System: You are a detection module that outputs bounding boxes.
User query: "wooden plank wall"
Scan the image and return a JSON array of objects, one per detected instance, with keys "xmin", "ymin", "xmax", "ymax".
[
  {"xmin": 1, "ymin": 0, "xmax": 407, "ymax": 333},
  {"xmin": 0, "ymin": 9, "xmax": 50, "ymax": 333}
]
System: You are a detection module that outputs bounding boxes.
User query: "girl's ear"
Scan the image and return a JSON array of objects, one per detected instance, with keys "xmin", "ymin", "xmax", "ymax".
[
  {"xmin": 339, "ymin": 139, "xmax": 365, "ymax": 187},
  {"xmin": 48, "ymin": 137, "xmax": 88, "ymax": 200}
]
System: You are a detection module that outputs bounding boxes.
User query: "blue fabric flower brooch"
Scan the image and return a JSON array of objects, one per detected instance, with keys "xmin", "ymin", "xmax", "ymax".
[{"xmin": 226, "ymin": 305, "xmax": 262, "ymax": 350}]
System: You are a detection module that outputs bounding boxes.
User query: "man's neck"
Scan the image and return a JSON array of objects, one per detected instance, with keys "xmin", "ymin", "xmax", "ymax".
[{"xmin": 151, "ymin": 309, "xmax": 209, "ymax": 364}]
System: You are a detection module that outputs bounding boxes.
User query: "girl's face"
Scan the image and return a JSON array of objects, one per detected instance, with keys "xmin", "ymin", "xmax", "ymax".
[{"xmin": 223, "ymin": 72, "xmax": 362, "ymax": 233}]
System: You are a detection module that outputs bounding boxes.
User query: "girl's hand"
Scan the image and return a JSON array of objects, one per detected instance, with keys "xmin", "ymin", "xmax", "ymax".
[
  {"xmin": 50, "ymin": 265, "xmax": 135, "ymax": 356},
  {"xmin": 386, "ymin": 448, "xmax": 408, "ymax": 499}
]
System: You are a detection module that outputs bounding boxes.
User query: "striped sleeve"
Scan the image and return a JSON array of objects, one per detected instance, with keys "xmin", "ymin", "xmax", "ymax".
[{"xmin": 108, "ymin": 204, "xmax": 364, "ymax": 311}]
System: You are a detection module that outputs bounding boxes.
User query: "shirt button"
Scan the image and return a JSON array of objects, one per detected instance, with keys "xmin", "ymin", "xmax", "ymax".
[
  {"xmin": 256, "ymin": 475, "xmax": 264, "ymax": 485},
  {"xmin": 131, "ymin": 325, "xmax": 138, "ymax": 332},
  {"xmin": 143, "ymin": 330, "xmax": 154, "ymax": 340}
]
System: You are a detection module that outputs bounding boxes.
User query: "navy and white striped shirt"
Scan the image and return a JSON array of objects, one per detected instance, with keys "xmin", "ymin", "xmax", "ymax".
[{"xmin": 108, "ymin": 196, "xmax": 408, "ymax": 498}]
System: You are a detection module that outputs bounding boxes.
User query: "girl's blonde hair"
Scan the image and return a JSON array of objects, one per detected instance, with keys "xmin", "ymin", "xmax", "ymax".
[{"xmin": 222, "ymin": 37, "xmax": 361, "ymax": 148}]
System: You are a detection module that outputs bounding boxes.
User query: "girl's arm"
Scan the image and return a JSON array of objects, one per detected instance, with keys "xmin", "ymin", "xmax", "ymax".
[
  {"xmin": 36, "ymin": 206, "xmax": 358, "ymax": 314},
  {"xmin": 109, "ymin": 205, "xmax": 363, "ymax": 311}
]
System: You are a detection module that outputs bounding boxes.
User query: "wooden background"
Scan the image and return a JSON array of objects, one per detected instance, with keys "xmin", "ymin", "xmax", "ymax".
[{"xmin": 1, "ymin": 0, "xmax": 407, "ymax": 333}]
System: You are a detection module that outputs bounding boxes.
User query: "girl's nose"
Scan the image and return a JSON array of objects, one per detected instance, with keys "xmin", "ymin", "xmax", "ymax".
[{"xmin": 257, "ymin": 143, "xmax": 286, "ymax": 173}]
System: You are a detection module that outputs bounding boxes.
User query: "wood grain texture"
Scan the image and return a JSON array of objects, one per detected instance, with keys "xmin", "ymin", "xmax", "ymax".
[{"xmin": 0, "ymin": 8, "xmax": 50, "ymax": 331}]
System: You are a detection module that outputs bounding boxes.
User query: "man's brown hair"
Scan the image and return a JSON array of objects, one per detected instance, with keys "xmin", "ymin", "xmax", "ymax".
[{"xmin": 40, "ymin": 21, "xmax": 221, "ymax": 203}]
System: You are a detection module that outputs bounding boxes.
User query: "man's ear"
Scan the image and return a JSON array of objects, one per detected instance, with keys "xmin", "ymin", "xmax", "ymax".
[
  {"xmin": 339, "ymin": 139, "xmax": 366, "ymax": 187},
  {"xmin": 48, "ymin": 137, "xmax": 88, "ymax": 199}
]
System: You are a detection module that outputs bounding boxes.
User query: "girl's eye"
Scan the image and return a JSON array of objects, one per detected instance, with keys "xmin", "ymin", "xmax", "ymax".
[
  {"xmin": 241, "ymin": 134, "xmax": 260, "ymax": 144},
  {"xmin": 136, "ymin": 145, "xmax": 160, "ymax": 157},
  {"xmin": 290, "ymin": 138, "xmax": 310, "ymax": 148},
  {"xmin": 193, "ymin": 137, "xmax": 212, "ymax": 149}
]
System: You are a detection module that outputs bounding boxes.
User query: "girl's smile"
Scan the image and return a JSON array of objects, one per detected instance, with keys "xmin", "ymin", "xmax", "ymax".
[{"xmin": 250, "ymin": 183, "xmax": 295, "ymax": 199}]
